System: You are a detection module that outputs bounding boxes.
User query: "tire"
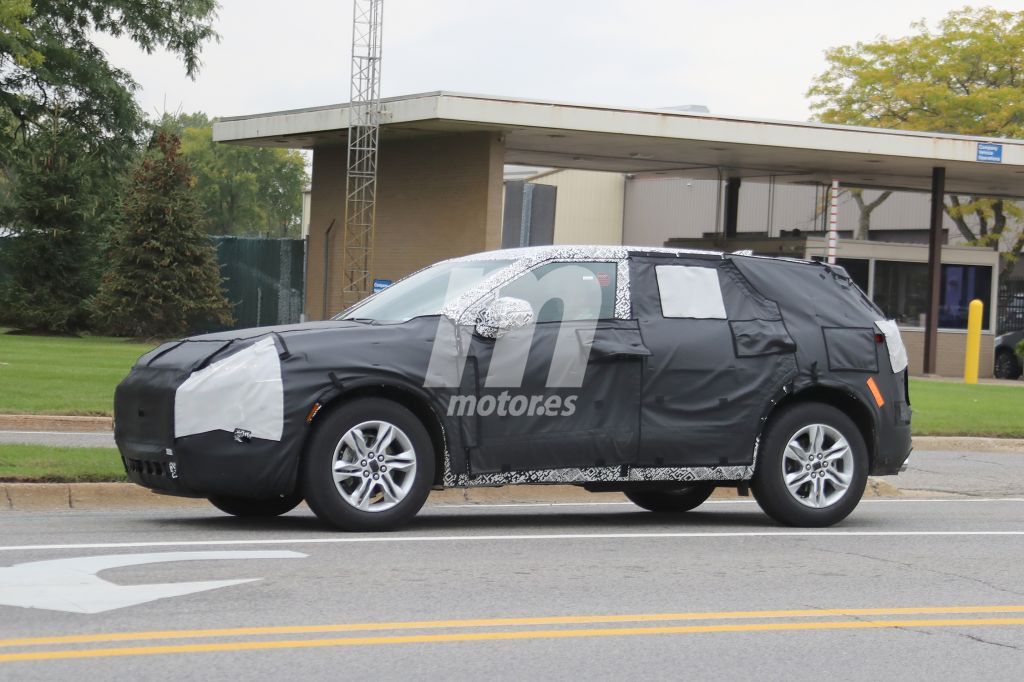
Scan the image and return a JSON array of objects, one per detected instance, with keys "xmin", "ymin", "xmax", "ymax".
[
  {"xmin": 624, "ymin": 484, "xmax": 715, "ymax": 513},
  {"xmin": 752, "ymin": 403, "xmax": 868, "ymax": 527},
  {"xmin": 302, "ymin": 398, "xmax": 435, "ymax": 532},
  {"xmin": 994, "ymin": 349, "xmax": 1022, "ymax": 380},
  {"xmin": 208, "ymin": 492, "xmax": 303, "ymax": 518}
]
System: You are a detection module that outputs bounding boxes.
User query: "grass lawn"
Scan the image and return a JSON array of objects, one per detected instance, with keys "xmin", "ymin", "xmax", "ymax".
[
  {"xmin": 0, "ymin": 330, "xmax": 155, "ymax": 416},
  {"xmin": 909, "ymin": 378, "xmax": 1024, "ymax": 438},
  {"xmin": 0, "ymin": 445, "xmax": 126, "ymax": 482},
  {"xmin": 0, "ymin": 327, "xmax": 1021, "ymax": 440}
]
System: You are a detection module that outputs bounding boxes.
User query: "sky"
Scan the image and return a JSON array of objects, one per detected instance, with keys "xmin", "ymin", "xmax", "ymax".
[{"xmin": 97, "ymin": 0, "xmax": 1024, "ymax": 123}]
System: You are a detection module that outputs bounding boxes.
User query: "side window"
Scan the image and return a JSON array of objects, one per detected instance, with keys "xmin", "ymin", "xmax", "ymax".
[
  {"xmin": 499, "ymin": 261, "xmax": 618, "ymax": 323},
  {"xmin": 655, "ymin": 265, "xmax": 727, "ymax": 319}
]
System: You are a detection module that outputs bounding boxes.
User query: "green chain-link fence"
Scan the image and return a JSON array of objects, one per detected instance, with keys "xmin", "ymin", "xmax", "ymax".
[{"xmin": 212, "ymin": 236, "xmax": 306, "ymax": 330}]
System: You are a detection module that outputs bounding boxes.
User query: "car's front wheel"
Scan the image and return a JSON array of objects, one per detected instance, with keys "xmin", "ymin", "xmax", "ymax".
[
  {"xmin": 302, "ymin": 398, "xmax": 435, "ymax": 531},
  {"xmin": 994, "ymin": 349, "xmax": 1022, "ymax": 380},
  {"xmin": 208, "ymin": 492, "xmax": 303, "ymax": 518},
  {"xmin": 624, "ymin": 484, "xmax": 715, "ymax": 513},
  {"xmin": 752, "ymin": 403, "xmax": 868, "ymax": 527}
]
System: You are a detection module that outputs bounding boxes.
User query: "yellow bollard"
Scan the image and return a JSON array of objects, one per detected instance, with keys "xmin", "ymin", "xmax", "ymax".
[{"xmin": 963, "ymin": 299, "xmax": 984, "ymax": 384}]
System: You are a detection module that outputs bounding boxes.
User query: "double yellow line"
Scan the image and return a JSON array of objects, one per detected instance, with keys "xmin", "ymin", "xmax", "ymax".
[{"xmin": 3, "ymin": 605, "xmax": 1024, "ymax": 663}]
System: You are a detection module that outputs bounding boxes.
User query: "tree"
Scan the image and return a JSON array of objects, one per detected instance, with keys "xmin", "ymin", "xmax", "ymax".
[
  {"xmin": 172, "ymin": 114, "xmax": 308, "ymax": 237},
  {"xmin": 849, "ymin": 189, "xmax": 892, "ymax": 240},
  {"xmin": 91, "ymin": 131, "xmax": 232, "ymax": 338},
  {"xmin": 807, "ymin": 6, "xmax": 1024, "ymax": 262},
  {"xmin": 0, "ymin": 1, "xmax": 218, "ymax": 156},
  {"xmin": 0, "ymin": 111, "xmax": 104, "ymax": 332}
]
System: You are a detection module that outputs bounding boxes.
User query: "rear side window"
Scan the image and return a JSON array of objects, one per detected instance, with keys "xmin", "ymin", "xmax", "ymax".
[{"xmin": 655, "ymin": 265, "xmax": 727, "ymax": 319}]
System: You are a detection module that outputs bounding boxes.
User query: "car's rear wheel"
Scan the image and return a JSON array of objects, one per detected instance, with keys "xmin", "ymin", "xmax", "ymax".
[
  {"xmin": 752, "ymin": 403, "xmax": 868, "ymax": 527},
  {"xmin": 994, "ymin": 349, "xmax": 1022, "ymax": 380},
  {"xmin": 302, "ymin": 398, "xmax": 434, "ymax": 532},
  {"xmin": 624, "ymin": 484, "xmax": 715, "ymax": 513},
  {"xmin": 208, "ymin": 492, "xmax": 303, "ymax": 518}
]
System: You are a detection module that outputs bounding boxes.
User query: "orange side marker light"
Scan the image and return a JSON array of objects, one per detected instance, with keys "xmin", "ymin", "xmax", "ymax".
[
  {"xmin": 866, "ymin": 377, "xmax": 885, "ymax": 407},
  {"xmin": 305, "ymin": 402, "xmax": 323, "ymax": 424}
]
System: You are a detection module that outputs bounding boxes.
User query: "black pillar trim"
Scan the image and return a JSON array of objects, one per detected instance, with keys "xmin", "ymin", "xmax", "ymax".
[
  {"xmin": 724, "ymin": 177, "xmax": 741, "ymax": 238},
  {"xmin": 923, "ymin": 167, "xmax": 945, "ymax": 375}
]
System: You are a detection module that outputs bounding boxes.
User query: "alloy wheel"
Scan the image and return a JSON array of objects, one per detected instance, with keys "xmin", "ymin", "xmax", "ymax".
[
  {"xmin": 331, "ymin": 420, "xmax": 418, "ymax": 512},
  {"xmin": 781, "ymin": 423, "xmax": 854, "ymax": 509}
]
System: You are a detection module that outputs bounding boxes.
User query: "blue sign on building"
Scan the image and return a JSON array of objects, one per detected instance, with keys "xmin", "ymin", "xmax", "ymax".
[
  {"xmin": 977, "ymin": 143, "xmax": 1003, "ymax": 163},
  {"xmin": 372, "ymin": 278, "xmax": 393, "ymax": 294}
]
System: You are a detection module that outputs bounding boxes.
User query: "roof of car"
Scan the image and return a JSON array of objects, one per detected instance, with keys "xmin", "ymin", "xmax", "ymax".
[
  {"xmin": 452, "ymin": 245, "xmax": 719, "ymax": 262},
  {"xmin": 451, "ymin": 244, "xmax": 814, "ymax": 266}
]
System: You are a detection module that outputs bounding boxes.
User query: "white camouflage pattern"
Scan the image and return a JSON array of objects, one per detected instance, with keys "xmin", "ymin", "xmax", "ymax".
[{"xmin": 441, "ymin": 245, "xmax": 723, "ymax": 324}]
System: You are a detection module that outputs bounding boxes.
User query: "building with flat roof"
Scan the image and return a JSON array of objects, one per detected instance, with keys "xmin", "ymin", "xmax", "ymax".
[{"xmin": 214, "ymin": 91, "xmax": 1024, "ymax": 376}]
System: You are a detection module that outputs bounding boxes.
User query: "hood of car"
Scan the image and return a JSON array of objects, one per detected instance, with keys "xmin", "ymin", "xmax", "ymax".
[
  {"xmin": 996, "ymin": 329, "xmax": 1024, "ymax": 347},
  {"xmin": 183, "ymin": 319, "xmax": 369, "ymax": 342}
]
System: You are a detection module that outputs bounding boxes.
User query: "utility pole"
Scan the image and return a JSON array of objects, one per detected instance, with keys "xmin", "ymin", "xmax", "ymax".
[{"xmin": 338, "ymin": 0, "xmax": 384, "ymax": 311}]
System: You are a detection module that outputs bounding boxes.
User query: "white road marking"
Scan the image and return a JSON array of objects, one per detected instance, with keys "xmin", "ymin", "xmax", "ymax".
[
  {"xmin": 1, "ymin": 531, "xmax": 1024, "ymax": 553},
  {"xmin": 433, "ymin": 498, "xmax": 1024, "ymax": 509},
  {"xmin": 0, "ymin": 551, "xmax": 306, "ymax": 614}
]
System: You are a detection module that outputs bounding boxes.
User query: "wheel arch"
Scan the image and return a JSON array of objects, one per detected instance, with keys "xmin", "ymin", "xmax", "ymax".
[
  {"xmin": 302, "ymin": 380, "xmax": 450, "ymax": 488},
  {"xmin": 759, "ymin": 384, "xmax": 877, "ymax": 470}
]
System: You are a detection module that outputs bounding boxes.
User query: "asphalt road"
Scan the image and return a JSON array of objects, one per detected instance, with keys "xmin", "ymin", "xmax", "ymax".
[{"xmin": 1, "ymin": 496, "xmax": 1023, "ymax": 680}]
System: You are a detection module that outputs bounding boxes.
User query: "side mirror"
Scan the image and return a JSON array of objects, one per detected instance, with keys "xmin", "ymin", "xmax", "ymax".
[{"xmin": 475, "ymin": 297, "xmax": 534, "ymax": 339}]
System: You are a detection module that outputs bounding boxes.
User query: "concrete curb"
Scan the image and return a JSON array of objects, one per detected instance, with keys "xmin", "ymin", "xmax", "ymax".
[
  {"xmin": 912, "ymin": 436, "xmax": 1024, "ymax": 453},
  {"xmin": 0, "ymin": 414, "xmax": 112, "ymax": 432},
  {"xmin": 1, "ymin": 479, "xmax": 904, "ymax": 512}
]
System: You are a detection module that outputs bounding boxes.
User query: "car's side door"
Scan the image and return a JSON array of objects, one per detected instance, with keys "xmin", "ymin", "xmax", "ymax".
[
  {"xmin": 629, "ymin": 255, "xmax": 797, "ymax": 468},
  {"xmin": 463, "ymin": 260, "xmax": 649, "ymax": 475}
]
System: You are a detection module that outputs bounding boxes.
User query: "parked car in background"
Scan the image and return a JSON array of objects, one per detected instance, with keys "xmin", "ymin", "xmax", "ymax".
[
  {"xmin": 994, "ymin": 329, "xmax": 1024, "ymax": 380},
  {"xmin": 114, "ymin": 246, "xmax": 913, "ymax": 531}
]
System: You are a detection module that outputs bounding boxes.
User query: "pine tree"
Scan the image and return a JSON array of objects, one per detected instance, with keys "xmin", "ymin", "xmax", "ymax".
[
  {"xmin": 0, "ymin": 114, "xmax": 101, "ymax": 333},
  {"xmin": 91, "ymin": 131, "xmax": 232, "ymax": 337}
]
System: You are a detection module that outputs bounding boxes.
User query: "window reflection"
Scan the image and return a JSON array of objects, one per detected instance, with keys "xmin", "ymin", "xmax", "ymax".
[{"xmin": 873, "ymin": 261, "xmax": 990, "ymax": 330}]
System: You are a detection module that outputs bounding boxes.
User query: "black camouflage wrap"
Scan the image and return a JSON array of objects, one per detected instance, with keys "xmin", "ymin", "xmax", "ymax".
[{"xmin": 114, "ymin": 246, "xmax": 912, "ymax": 500}]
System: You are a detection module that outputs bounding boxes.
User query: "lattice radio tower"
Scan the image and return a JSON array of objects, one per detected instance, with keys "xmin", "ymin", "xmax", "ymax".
[{"xmin": 339, "ymin": 0, "xmax": 384, "ymax": 310}]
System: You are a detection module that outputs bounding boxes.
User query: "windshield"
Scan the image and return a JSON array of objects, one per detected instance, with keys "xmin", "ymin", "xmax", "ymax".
[{"xmin": 338, "ymin": 259, "xmax": 514, "ymax": 323}]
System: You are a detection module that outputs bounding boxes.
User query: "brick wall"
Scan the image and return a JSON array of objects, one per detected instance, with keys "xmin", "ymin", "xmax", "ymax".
[
  {"xmin": 306, "ymin": 132, "xmax": 504, "ymax": 319},
  {"xmin": 901, "ymin": 329, "xmax": 994, "ymax": 378}
]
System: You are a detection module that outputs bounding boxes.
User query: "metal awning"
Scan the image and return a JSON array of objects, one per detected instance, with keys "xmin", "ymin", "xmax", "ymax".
[{"xmin": 214, "ymin": 91, "xmax": 1024, "ymax": 196}]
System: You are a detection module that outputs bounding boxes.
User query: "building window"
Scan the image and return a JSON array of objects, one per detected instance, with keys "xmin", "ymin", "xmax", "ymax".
[
  {"xmin": 940, "ymin": 264, "xmax": 992, "ymax": 330},
  {"xmin": 873, "ymin": 261, "xmax": 991, "ymax": 330},
  {"xmin": 835, "ymin": 258, "xmax": 869, "ymax": 293}
]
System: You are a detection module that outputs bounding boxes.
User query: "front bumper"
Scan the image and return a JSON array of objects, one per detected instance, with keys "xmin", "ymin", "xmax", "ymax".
[
  {"xmin": 114, "ymin": 335, "xmax": 302, "ymax": 500},
  {"xmin": 118, "ymin": 430, "xmax": 303, "ymax": 500}
]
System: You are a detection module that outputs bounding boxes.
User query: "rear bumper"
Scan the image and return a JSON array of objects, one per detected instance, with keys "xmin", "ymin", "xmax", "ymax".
[{"xmin": 871, "ymin": 399, "xmax": 913, "ymax": 476}]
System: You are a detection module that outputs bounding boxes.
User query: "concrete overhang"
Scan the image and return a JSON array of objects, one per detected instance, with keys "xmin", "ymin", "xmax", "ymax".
[{"xmin": 213, "ymin": 91, "xmax": 1024, "ymax": 197}]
